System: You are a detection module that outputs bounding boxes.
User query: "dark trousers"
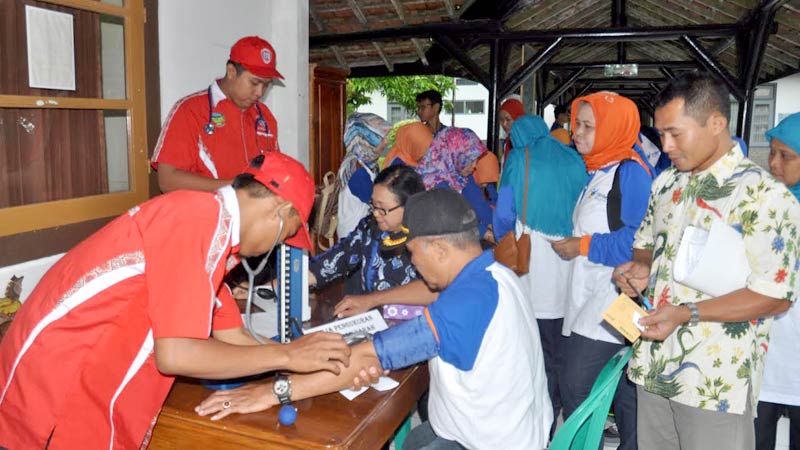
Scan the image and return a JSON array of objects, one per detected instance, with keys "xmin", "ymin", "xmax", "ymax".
[
  {"xmin": 538, "ymin": 318, "xmax": 566, "ymax": 440},
  {"xmin": 756, "ymin": 401, "xmax": 800, "ymax": 450},
  {"xmin": 559, "ymin": 333, "xmax": 637, "ymax": 450}
]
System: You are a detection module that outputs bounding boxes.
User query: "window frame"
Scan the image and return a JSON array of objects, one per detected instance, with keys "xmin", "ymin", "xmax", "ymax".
[{"xmin": 0, "ymin": 0, "xmax": 148, "ymax": 237}]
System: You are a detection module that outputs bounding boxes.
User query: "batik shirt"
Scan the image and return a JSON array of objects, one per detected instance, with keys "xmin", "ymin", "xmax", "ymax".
[
  {"xmin": 629, "ymin": 144, "xmax": 800, "ymax": 414},
  {"xmin": 310, "ymin": 215, "xmax": 418, "ymax": 295}
]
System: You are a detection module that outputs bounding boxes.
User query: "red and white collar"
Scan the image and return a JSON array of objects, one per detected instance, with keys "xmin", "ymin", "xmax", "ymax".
[
  {"xmin": 217, "ymin": 185, "xmax": 241, "ymax": 248},
  {"xmin": 209, "ymin": 80, "xmax": 227, "ymax": 109}
]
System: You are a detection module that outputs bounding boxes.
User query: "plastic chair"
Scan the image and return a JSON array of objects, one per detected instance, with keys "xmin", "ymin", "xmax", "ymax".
[
  {"xmin": 394, "ymin": 414, "xmax": 412, "ymax": 449},
  {"xmin": 549, "ymin": 347, "xmax": 633, "ymax": 450}
]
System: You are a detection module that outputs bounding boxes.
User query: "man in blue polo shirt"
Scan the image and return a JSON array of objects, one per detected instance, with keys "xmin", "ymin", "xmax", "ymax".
[{"xmin": 196, "ymin": 188, "xmax": 552, "ymax": 450}]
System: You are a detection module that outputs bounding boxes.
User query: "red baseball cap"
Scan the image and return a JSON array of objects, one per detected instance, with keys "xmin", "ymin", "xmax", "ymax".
[
  {"xmin": 229, "ymin": 36, "xmax": 284, "ymax": 80},
  {"xmin": 245, "ymin": 153, "xmax": 314, "ymax": 250}
]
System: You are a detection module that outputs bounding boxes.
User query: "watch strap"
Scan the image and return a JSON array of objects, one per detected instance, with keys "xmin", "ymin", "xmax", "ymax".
[
  {"xmin": 684, "ymin": 302, "xmax": 699, "ymax": 327},
  {"xmin": 273, "ymin": 374, "xmax": 292, "ymax": 405}
]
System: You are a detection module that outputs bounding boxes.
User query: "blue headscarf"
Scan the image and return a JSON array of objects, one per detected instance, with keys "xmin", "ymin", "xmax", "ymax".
[
  {"xmin": 500, "ymin": 115, "xmax": 588, "ymax": 237},
  {"xmin": 766, "ymin": 112, "xmax": 800, "ymax": 200}
]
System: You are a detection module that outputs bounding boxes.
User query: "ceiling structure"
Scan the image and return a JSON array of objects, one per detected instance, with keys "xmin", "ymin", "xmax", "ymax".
[{"xmin": 309, "ymin": 0, "xmax": 800, "ymax": 145}]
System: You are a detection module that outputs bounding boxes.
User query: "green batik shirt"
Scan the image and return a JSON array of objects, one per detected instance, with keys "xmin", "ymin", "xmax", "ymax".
[{"xmin": 629, "ymin": 144, "xmax": 800, "ymax": 414}]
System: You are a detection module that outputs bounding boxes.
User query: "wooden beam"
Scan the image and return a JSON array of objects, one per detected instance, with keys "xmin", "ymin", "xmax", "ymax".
[
  {"xmin": 309, "ymin": 6, "xmax": 325, "ymax": 32},
  {"xmin": 332, "ymin": 46, "xmax": 348, "ymax": 69},
  {"xmin": 373, "ymin": 42, "xmax": 394, "ymax": 72},
  {"xmin": 346, "ymin": 0, "xmax": 368, "ymax": 25},
  {"xmin": 411, "ymin": 38, "xmax": 430, "ymax": 66},
  {"xmin": 389, "ymin": 0, "xmax": 406, "ymax": 22}
]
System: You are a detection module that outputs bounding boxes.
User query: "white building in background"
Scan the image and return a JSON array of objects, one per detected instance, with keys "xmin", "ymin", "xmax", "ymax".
[{"xmin": 356, "ymin": 78, "xmax": 492, "ymax": 140}]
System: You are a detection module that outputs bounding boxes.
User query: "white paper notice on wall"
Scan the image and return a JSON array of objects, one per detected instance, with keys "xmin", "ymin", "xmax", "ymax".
[{"xmin": 26, "ymin": 6, "xmax": 76, "ymax": 91}]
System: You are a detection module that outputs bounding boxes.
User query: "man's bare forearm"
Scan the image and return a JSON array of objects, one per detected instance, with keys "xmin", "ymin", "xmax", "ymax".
[
  {"xmin": 157, "ymin": 163, "xmax": 232, "ymax": 193},
  {"xmin": 693, "ymin": 288, "xmax": 791, "ymax": 323}
]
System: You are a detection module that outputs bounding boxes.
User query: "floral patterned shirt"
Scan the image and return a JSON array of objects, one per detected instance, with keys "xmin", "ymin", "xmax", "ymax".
[
  {"xmin": 310, "ymin": 215, "xmax": 418, "ymax": 295},
  {"xmin": 629, "ymin": 144, "xmax": 800, "ymax": 414}
]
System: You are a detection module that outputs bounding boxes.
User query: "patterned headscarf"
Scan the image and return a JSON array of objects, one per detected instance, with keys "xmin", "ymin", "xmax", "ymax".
[
  {"xmin": 570, "ymin": 92, "xmax": 646, "ymax": 173},
  {"xmin": 501, "ymin": 115, "xmax": 588, "ymax": 237},
  {"xmin": 341, "ymin": 113, "xmax": 391, "ymax": 184},
  {"xmin": 416, "ymin": 127, "xmax": 487, "ymax": 190},
  {"xmin": 383, "ymin": 122, "xmax": 434, "ymax": 168},
  {"xmin": 766, "ymin": 112, "xmax": 800, "ymax": 200}
]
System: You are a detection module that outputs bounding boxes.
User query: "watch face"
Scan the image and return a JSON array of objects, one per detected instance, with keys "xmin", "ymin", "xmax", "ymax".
[{"xmin": 274, "ymin": 378, "xmax": 290, "ymax": 396}]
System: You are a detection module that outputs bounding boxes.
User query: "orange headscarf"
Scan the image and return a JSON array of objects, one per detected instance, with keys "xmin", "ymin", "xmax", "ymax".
[
  {"xmin": 384, "ymin": 122, "xmax": 434, "ymax": 167},
  {"xmin": 473, "ymin": 151, "xmax": 500, "ymax": 185},
  {"xmin": 570, "ymin": 92, "xmax": 645, "ymax": 173}
]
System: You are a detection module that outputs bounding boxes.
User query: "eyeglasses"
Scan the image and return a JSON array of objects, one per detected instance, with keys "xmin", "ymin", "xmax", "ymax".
[
  {"xmin": 416, "ymin": 102, "xmax": 434, "ymax": 111},
  {"xmin": 369, "ymin": 201, "xmax": 402, "ymax": 216}
]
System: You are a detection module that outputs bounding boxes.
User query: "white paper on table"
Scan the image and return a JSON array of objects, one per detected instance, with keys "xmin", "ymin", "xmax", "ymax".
[
  {"xmin": 304, "ymin": 309, "xmax": 389, "ymax": 336},
  {"xmin": 339, "ymin": 386, "xmax": 369, "ymax": 401},
  {"xmin": 338, "ymin": 376, "xmax": 399, "ymax": 400},
  {"xmin": 26, "ymin": 6, "xmax": 76, "ymax": 90}
]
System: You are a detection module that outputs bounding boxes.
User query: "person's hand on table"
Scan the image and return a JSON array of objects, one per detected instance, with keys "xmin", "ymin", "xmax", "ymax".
[
  {"xmin": 349, "ymin": 365, "xmax": 390, "ymax": 391},
  {"xmin": 333, "ymin": 294, "xmax": 376, "ymax": 318},
  {"xmin": 285, "ymin": 332, "xmax": 351, "ymax": 374},
  {"xmin": 195, "ymin": 382, "xmax": 274, "ymax": 421}
]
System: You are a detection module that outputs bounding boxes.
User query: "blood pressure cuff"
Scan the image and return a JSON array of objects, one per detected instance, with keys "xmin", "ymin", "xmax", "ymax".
[{"xmin": 372, "ymin": 314, "xmax": 439, "ymax": 370}]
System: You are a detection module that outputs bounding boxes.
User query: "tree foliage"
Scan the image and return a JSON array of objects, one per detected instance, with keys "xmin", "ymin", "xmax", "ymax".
[{"xmin": 346, "ymin": 75, "xmax": 456, "ymax": 117}]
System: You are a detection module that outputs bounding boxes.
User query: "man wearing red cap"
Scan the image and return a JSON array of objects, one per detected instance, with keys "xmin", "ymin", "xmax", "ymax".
[
  {"xmin": 152, "ymin": 36, "xmax": 284, "ymax": 193},
  {"xmin": 0, "ymin": 153, "xmax": 352, "ymax": 450}
]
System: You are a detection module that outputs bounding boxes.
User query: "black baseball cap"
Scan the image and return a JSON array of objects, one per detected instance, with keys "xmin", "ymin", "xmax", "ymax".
[{"xmin": 381, "ymin": 188, "xmax": 478, "ymax": 250}]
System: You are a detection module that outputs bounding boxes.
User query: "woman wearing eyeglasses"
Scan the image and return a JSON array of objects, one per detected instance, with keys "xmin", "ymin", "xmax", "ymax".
[{"xmin": 308, "ymin": 165, "xmax": 437, "ymax": 319}]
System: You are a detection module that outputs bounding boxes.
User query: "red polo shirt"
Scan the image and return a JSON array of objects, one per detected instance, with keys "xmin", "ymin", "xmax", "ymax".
[
  {"xmin": 0, "ymin": 188, "xmax": 244, "ymax": 449},
  {"xmin": 152, "ymin": 81, "xmax": 279, "ymax": 179}
]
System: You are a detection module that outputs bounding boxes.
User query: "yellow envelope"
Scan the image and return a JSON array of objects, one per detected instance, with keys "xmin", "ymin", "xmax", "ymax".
[{"xmin": 602, "ymin": 294, "xmax": 649, "ymax": 342}]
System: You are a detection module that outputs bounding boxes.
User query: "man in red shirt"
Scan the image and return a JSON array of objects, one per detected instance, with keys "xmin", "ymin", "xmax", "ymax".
[
  {"xmin": 152, "ymin": 36, "xmax": 283, "ymax": 193},
  {"xmin": 0, "ymin": 153, "xmax": 351, "ymax": 449}
]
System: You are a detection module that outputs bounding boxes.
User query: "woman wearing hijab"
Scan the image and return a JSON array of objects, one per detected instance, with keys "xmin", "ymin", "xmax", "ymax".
[
  {"xmin": 494, "ymin": 114, "xmax": 588, "ymax": 438},
  {"xmin": 415, "ymin": 126, "xmax": 494, "ymax": 238},
  {"xmin": 756, "ymin": 112, "xmax": 800, "ymax": 450},
  {"xmin": 500, "ymin": 98, "xmax": 526, "ymax": 163},
  {"xmin": 383, "ymin": 121, "xmax": 434, "ymax": 168},
  {"xmin": 551, "ymin": 92, "xmax": 653, "ymax": 450},
  {"xmin": 337, "ymin": 113, "xmax": 393, "ymax": 238}
]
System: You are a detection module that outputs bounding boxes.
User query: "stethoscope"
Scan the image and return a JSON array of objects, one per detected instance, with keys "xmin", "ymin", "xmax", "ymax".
[
  {"xmin": 203, "ymin": 86, "xmax": 271, "ymax": 144},
  {"xmin": 242, "ymin": 212, "xmax": 284, "ymax": 345}
]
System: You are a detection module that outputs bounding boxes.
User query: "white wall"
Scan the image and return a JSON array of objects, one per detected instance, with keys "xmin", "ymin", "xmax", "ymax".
[
  {"xmin": 158, "ymin": 0, "xmax": 309, "ymax": 163},
  {"xmin": 774, "ymin": 72, "xmax": 800, "ymax": 126}
]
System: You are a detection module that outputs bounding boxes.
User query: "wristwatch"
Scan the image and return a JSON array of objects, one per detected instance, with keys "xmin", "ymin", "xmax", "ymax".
[
  {"xmin": 683, "ymin": 302, "xmax": 699, "ymax": 327},
  {"xmin": 272, "ymin": 374, "xmax": 292, "ymax": 405},
  {"xmin": 343, "ymin": 331, "xmax": 374, "ymax": 346}
]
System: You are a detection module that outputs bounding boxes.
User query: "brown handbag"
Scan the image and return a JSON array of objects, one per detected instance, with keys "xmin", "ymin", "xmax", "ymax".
[{"xmin": 493, "ymin": 147, "xmax": 531, "ymax": 276}]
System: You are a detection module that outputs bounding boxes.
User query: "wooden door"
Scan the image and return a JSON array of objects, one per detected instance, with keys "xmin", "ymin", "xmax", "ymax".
[{"xmin": 308, "ymin": 65, "xmax": 349, "ymax": 184}]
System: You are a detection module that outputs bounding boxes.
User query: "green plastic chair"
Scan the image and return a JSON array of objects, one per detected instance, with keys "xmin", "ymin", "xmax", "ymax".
[
  {"xmin": 549, "ymin": 347, "xmax": 633, "ymax": 450},
  {"xmin": 394, "ymin": 413, "xmax": 412, "ymax": 449}
]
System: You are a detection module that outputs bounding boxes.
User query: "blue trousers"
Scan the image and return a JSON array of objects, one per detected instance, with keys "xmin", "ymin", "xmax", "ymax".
[{"xmin": 558, "ymin": 333, "xmax": 638, "ymax": 450}]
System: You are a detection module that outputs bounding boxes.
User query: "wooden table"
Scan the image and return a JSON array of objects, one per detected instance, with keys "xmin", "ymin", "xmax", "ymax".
[{"xmin": 148, "ymin": 284, "xmax": 429, "ymax": 449}]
